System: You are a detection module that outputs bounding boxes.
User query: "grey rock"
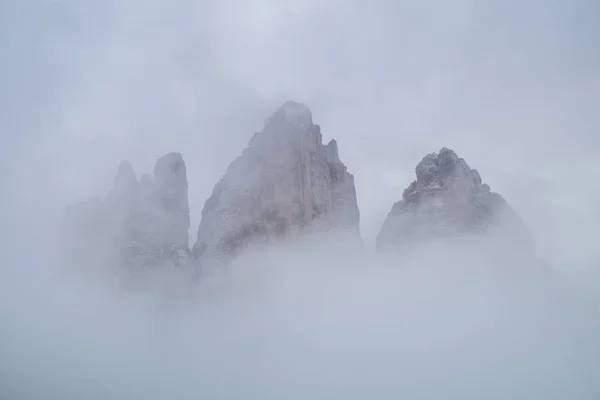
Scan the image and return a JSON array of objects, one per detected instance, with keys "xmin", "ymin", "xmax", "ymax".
[
  {"xmin": 326, "ymin": 139, "xmax": 360, "ymax": 232},
  {"xmin": 114, "ymin": 160, "xmax": 137, "ymax": 190},
  {"xmin": 62, "ymin": 153, "xmax": 191, "ymax": 271},
  {"xmin": 151, "ymin": 152, "xmax": 190, "ymax": 252},
  {"xmin": 376, "ymin": 148, "xmax": 535, "ymax": 262},
  {"xmin": 192, "ymin": 101, "xmax": 360, "ymax": 265}
]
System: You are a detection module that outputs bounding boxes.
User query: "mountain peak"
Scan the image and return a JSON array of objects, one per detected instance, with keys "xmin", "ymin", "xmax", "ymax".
[
  {"xmin": 63, "ymin": 152, "xmax": 191, "ymax": 272},
  {"xmin": 377, "ymin": 148, "xmax": 534, "ymax": 262},
  {"xmin": 264, "ymin": 100, "xmax": 314, "ymax": 129},
  {"xmin": 413, "ymin": 147, "xmax": 476, "ymax": 189},
  {"xmin": 114, "ymin": 160, "xmax": 137, "ymax": 189},
  {"xmin": 193, "ymin": 103, "xmax": 359, "ymax": 264},
  {"xmin": 280, "ymin": 100, "xmax": 312, "ymax": 118}
]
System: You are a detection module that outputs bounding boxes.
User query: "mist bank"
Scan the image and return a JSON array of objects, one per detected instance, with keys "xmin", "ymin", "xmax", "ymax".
[
  {"xmin": 6, "ymin": 98, "xmax": 595, "ymax": 399},
  {"xmin": 1, "ymin": 0, "xmax": 599, "ymax": 398},
  {"xmin": 61, "ymin": 102, "xmax": 547, "ymax": 281},
  {"xmin": 2, "ymin": 232, "xmax": 600, "ymax": 399}
]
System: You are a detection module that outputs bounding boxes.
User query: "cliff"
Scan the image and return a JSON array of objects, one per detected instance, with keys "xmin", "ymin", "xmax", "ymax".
[
  {"xmin": 62, "ymin": 153, "xmax": 190, "ymax": 271},
  {"xmin": 376, "ymin": 148, "xmax": 535, "ymax": 265},
  {"xmin": 192, "ymin": 101, "xmax": 360, "ymax": 264}
]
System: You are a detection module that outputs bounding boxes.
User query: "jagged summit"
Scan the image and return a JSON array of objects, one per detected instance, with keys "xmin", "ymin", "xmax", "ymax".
[
  {"xmin": 62, "ymin": 102, "xmax": 360, "ymax": 273},
  {"xmin": 326, "ymin": 139, "xmax": 339, "ymax": 160},
  {"xmin": 154, "ymin": 152, "xmax": 186, "ymax": 178},
  {"xmin": 258, "ymin": 100, "xmax": 317, "ymax": 134},
  {"xmin": 193, "ymin": 101, "xmax": 360, "ymax": 264},
  {"xmin": 62, "ymin": 153, "xmax": 191, "ymax": 271},
  {"xmin": 376, "ymin": 147, "xmax": 534, "ymax": 259},
  {"xmin": 61, "ymin": 106, "xmax": 551, "ymax": 279},
  {"xmin": 272, "ymin": 100, "xmax": 313, "ymax": 122},
  {"xmin": 150, "ymin": 152, "xmax": 190, "ymax": 253},
  {"xmin": 114, "ymin": 160, "xmax": 137, "ymax": 191}
]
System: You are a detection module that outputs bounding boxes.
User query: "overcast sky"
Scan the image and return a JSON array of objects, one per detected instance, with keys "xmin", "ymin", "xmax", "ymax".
[
  {"xmin": 3, "ymin": 2, "xmax": 600, "ymax": 398},
  {"xmin": 1, "ymin": 0, "xmax": 599, "ymax": 268}
]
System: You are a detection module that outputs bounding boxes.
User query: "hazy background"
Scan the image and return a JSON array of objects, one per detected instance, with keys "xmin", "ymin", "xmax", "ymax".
[
  {"xmin": 2, "ymin": 0, "xmax": 599, "ymax": 263},
  {"xmin": 1, "ymin": 0, "xmax": 600, "ymax": 398}
]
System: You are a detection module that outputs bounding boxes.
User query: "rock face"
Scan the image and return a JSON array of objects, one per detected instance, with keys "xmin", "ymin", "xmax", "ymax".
[
  {"xmin": 192, "ymin": 101, "xmax": 360, "ymax": 264},
  {"xmin": 148, "ymin": 153, "xmax": 191, "ymax": 254},
  {"xmin": 62, "ymin": 153, "xmax": 190, "ymax": 271},
  {"xmin": 376, "ymin": 148, "xmax": 534, "ymax": 261}
]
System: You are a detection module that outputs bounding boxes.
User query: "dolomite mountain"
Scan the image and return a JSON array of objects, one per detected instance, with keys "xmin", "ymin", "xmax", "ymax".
[
  {"xmin": 62, "ymin": 152, "xmax": 190, "ymax": 270},
  {"xmin": 192, "ymin": 101, "xmax": 360, "ymax": 264},
  {"xmin": 376, "ymin": 148, "xmax": 535, "ymax": 262},
  {"xmin": 62, "ymin": 101, "xmax": 360, "ymax": 270},
  {"xmin": 63, "ymin": 104, "xmax": 543, "ymax": 275}
]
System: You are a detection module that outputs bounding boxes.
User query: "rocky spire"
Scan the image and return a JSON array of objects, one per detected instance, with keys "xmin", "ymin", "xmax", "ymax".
[
  {"xmin": 326, "ymin": 139, "xmax": 360, "ymax": 231},
  {"xmin": 376, "ymin": 148, "xmax": 534, "ymax": 260},
  {"xmin": 151, "ymin": 152, "xmax": 190, "ymax": 251},
  {"xmin": 62, "ymin": 153, "xmax": 192, "ymax": 272},
  {"xmin": 114, "ymin": 161, "xmax": 137, "ymax": 190},
  {"xmin": 192, "ymin": 101, "xmax": 360, "ymax": 264}
]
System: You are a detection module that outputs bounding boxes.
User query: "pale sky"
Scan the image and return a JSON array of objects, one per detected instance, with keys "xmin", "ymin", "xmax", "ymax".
[
  {"xmin": 3, "ymin": 2, "xmax": 600, "ymax": 398},
  {"xmin": 1, "ymin": 0, "xmax": 599, "ymax": 268}
]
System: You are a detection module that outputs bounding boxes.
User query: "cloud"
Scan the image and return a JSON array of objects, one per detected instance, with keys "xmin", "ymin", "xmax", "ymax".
[{"xmin": 0, "ymin": 0, "xmax": 599, "ymax": 397}]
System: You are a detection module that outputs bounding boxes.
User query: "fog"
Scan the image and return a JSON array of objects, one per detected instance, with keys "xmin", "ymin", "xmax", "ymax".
[{"xmin": 1, "ymin": 0, "xmax": 600, "ymax": 398}]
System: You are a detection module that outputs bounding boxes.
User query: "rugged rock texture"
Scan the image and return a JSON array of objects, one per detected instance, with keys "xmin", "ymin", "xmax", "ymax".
[
  {"xmin": 376, "ymin": 148, "xmax": 534, "ymax": 261},
  {"xmin": 62, "ymin": 153, "xmax": 190, "ymax": 271},
  {"xmin": 147, "ymin": 152, "xmax": 191, "ymax": 254},
  {"xmin": 192, "ymin": 101, "xmax": 360, "ymax": 264}
]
